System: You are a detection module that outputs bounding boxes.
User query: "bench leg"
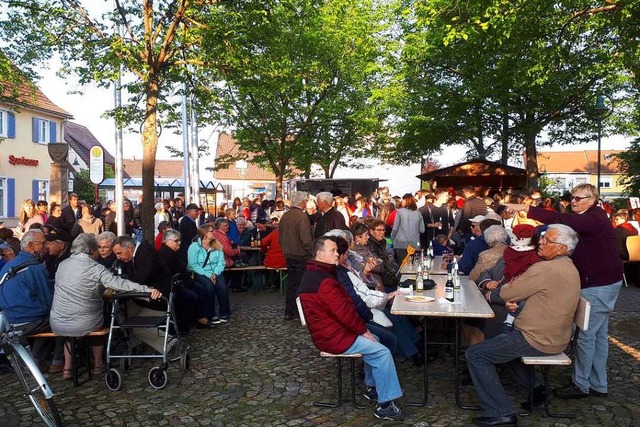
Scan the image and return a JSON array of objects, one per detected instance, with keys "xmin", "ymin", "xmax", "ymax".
[
  {"xmin": 542, "ymin": 366, "xmax": 575, "ymax": 419},
  {"xmin": 314, "ymin": 359, "xmax": 343, "ymax": 408},
  {"xmin": 349, "ymin": 358, "xmax": 364, "ymax": 409},
  {"xmin": 280, "ymin": 271, "xmax": 287, "ymax": 296}
]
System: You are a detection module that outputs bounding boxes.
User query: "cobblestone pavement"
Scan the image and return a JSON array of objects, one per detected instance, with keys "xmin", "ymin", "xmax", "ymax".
[{"xmin": 1, "ymin": 285, "xmax": 639, "ymax": 427}]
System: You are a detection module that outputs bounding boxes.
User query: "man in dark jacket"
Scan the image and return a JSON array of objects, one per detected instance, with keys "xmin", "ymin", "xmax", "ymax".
[
  {"xmin": 299, "ymin": 236, "xmax": 406, "ymax": 421},
  {"xmin": 178, "ymin": 203, "xmax": 199, "ymax": 261},
  {"xmin": 112, "ymin": 236, "xmax": 177, "ymax": 354},
  {"xmin": 457, "ymin": 186, "xmax": 488, "ymax": 240},
  {"xmin": 279, "ymin": 192, "xmax": 313, "ymax": 320},
  {"xmin": 60, "ymin": 192, "xmax": 81, "ymax": 233},
  {"xmin": 314, "ymin": 192, "xmax": 348, "ymax": 238},
  {"xmin": 43, "ymin": 228, "xmax": 71, "ymax": 280}
]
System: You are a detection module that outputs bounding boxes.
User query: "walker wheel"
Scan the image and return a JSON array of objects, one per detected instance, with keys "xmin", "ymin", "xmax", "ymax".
[
  {"xmin": 148, "ymin": 366, "xmax": 168, "ymax": 389},
  {"xmin": 180, "ymin": 351, "xmax": 191, "ymax": 371},
  {"xmin": 105, "ymin": 368, "xmax": 122, "ymax": 391}
]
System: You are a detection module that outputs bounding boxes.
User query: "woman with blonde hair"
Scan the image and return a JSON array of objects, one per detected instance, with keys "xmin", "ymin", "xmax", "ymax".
[
  {"xmin": 188, "ymin": 224, "xmax": 230, "ymax": 324},
  {"xmin": 18, "ymin": 199, "xmax": 45, "ymax": 232}
]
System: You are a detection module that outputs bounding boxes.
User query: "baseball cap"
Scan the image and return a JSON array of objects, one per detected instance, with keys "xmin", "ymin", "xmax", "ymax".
[
  {"xmin": 45, "ymin": 228, "xmax": 71, "ymax": 243},
  {"xmin": 185, "ymin": 203, "xmax": 199, "ymax": 212}
]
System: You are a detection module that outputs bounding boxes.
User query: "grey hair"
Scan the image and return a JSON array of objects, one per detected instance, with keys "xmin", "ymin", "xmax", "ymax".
[
  {"xmin": 316, "ymin": 192, "xmax": 334, "ymax": 205},
  {"xmin": 213, "ymin": 218, "xmax": 229, "ymax": 229},
  {"xmin": 324, "ymin": 229, "xmax": 353, "ymax": 244},
  {"xmin": 483, "ymin": 225, "xmax": 509, "ymax": 247},
  {"xmin": 97, "ymin": 231, "xmax": 116, "ymax": 245},
  {"xmin": 548, "ymin": 224, "xmax": 579, "ymax": 255},
  {"xmin": 290, "ymin": 192, "xmax": 309, "ymax": 207},
  {"xmin": 21, "ymin": 230, "xmax": 44, "ymax": 250},
  {"xmin": 112, "ymin": 235, "xmax": 136, "ymax": 250},
  {"xmin": 236, "ymin": 217, "xmax": 247, "ymax": 225},
  {"xmin": 71, "ymin": 233, "xmax": 98, "ymax": 255},
  {"xmin": 163, "ymin": 229, "xmax": 181, "ymax": 243}
]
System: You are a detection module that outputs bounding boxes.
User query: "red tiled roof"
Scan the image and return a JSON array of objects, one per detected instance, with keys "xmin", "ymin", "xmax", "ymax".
[
  {"xmin": 214, "ymin": 133, "xmax": 278, "ymax": 180},
  {"xmin": 537, "ymin": 150, "xmax": 622, "ymax": 174},
  {"xmin": 122, "ymin": 159, "xmax": 185, "ymax": 178},
  {"xmin": 1, "ymin": 79, "xmax": 72, "ymax": 118}
]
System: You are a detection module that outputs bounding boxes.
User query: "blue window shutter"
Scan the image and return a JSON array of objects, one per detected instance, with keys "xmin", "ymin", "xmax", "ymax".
[
  {"xmin": 7, "ymin": 112, "xmax": 16, "ymax": 138},
  {"xmin": 7, "ymin": 179, "xmax": 15, "ymax": 217},
  {"xmin": 49, "ymin": 121, "xmax": 57, "ymax": 143},
  {"xmin": 32, "ymin": 180, "xmax": 39, "ymax": 202},
  {"xmin": 32, "ymin": 117, "xmax": 40, "ymax": 142}
]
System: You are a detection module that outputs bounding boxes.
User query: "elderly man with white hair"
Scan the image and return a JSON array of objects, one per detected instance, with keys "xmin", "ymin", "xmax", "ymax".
[
  {"xmin": 313, "ymin": 191, "xmax": 348, "ymax": 238},
  {"xmin": 465, "ymin": 224, "xmax": 581, "ymax": 427},
  {"xmin": 278, "ymin": 192, "xmax": 313, "ymax": 320}
]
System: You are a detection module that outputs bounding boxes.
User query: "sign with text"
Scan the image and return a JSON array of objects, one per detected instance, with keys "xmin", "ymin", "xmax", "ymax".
[
  {"xmin": 8, "ymin": 155, "xmax": 39, "ymax": 166},
  {"xmin": 89, "ymin": 146, "xmax": 105, "ymax": 184}
]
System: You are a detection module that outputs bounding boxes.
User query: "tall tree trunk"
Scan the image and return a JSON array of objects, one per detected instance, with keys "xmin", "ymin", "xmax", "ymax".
[
  {"xmin": 501, "ymin": 111, "xmax": 509, "ymax": 165},
  {"xmin": 141, "ymin": 75, "xmax": 160, "ymax": 243},
  {"xmin": 276, "ymin": 174, "xmax": 283, "ymax": 199},
  {"xmin": 523, "ymin": 130, "xmax": 539, "ymax": 191}
]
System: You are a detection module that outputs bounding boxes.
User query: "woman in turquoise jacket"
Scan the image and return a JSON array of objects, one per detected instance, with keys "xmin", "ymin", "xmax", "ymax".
[{"xmin": 188, "ymin": 225, "xmax": 230, "ymax": 324}]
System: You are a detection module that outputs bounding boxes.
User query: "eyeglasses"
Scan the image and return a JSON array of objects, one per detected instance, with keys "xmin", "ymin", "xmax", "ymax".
[
  {"xmin": 539, "ymin": 235, "xmax": 564, "ymax": 247},
  {"xmin": 571, "ymin": 195, "xmax": 591, "ymax": 202}
]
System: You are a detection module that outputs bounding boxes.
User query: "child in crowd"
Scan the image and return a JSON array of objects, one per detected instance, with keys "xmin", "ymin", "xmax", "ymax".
[{"xmin": 483, "ymin": 224, "xmax": 542, "ymax": 332}]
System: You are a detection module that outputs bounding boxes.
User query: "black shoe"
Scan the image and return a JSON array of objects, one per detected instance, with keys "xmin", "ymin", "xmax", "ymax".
[
  {"xmin": 520, "ymin": 385, "xmax": 545, "ymax": 410},
  {"xmin": 554, "ymin": 383, "xmax": 589, "ymax": 399},
  {"xmin": 284, "ymin": 314, "xmax": 300, "ymax": 321},
  {"xmin": 589, "ymin": 388, "xmax": 608, "ymax": 398},
  {"xmin": 363, "ymin": 386, "xmax": 378, "ymax": 402},
  {"xmin": 471, "ymin": 414, "xmax": 518, "ymax": 426}
]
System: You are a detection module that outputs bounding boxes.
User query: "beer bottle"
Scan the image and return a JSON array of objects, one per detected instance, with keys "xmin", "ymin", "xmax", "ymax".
[{"xmin": 445, "ymin": 272, "xmax": 454, "ymax": 302}]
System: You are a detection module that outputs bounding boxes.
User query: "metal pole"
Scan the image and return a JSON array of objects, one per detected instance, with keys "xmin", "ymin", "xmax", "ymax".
[
  {"xmin": 114, "ymin": 24, "xmax": 125, "ymax": 237},
  {"xmin": 597, "ymin": 119, "xmax": 602, "ymax": 191},
  {"xmin": 181, "ymin": 83, "xmax": 191, "ymax": 204},
  {"xmin": 190, "ymin": 101, "xmax": 200, "ymax": 207}
]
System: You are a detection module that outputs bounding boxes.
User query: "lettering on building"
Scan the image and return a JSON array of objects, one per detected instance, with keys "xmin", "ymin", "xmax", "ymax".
[{"xmin": 8, "ymin": 155, "xmax": 39, "ymax": 166}]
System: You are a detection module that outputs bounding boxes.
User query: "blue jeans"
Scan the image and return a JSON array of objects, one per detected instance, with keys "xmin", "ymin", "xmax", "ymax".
[
  {"xmin": 384, "ymin": 308, "xmax": 419, "ymax": 358},
  {"xmin": 343, "ymin": 335, "xmax": 403, "ymax": 404},
  {"xmin": 573, "ymin": 281, "xmax": 622, "ymax": 394},
  {"xmin": 194, "ymin": 273, "xmax": 231, "ymax": 319},
  {"xmin": 366, "ymin": 322, "xmax": 398, "ymax": 354},
  {"xmin": 466, "ymin": 330, "xmax": 548, "ymax": 417},
  {"xmin": 191, "ymin": 277, "xmax": 215, "ymax": 320}
]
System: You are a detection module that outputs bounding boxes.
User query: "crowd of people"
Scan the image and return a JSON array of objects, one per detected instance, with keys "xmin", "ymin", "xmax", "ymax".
[{"xmin": 0, "ymin": 183, "xmax": 630, "ymax": 424}]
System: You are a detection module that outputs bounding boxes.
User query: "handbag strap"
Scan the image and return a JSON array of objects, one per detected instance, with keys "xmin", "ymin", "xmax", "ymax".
[{"xmin": 202, "ymin": 250, "xmax": 212, "ymax": 268}]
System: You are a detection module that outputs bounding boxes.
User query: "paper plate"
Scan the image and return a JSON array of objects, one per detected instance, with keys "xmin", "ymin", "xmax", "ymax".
[{"xmin": 405, "ymin": 295, "xmax": 435, "ymax": 303}]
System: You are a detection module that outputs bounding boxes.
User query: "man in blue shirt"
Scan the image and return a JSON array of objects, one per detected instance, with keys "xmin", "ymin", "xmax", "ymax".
[{"xmin": 0, "ymin": 230, "xmax": 53, "ymax": 366}]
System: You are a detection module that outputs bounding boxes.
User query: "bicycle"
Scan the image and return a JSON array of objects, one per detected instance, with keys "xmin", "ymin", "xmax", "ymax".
[{"xmin": 0, "ymin": 310, "xmax": 63, "ymax": 426}]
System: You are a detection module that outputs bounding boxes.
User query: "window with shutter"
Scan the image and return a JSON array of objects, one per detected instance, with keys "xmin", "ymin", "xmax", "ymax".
[
  {"xmin": 32, "ymin": 117, "xmax": 52, "ymax": 143},
  {"xmin": 0, "ymin": 177, "xmax": 6, "ymax": 217},
  {"xmin": 0, "ymin": 109, "xmax": 7, "ymax": 137}
]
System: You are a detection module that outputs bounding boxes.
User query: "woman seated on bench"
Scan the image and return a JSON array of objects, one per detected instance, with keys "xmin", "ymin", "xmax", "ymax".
[{"xmin": 50, "ymin": 233, "xmax": 161, "ymax": 380}]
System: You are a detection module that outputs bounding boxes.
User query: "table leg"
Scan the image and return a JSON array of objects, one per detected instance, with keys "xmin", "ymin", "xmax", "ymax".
[
  {"xmin": 455, "ymin": 319, "xmax": 480, "ymax": 410},
  {"xmin": 407, "ymin": 318, "xmax": 428, "ymax": 407}
]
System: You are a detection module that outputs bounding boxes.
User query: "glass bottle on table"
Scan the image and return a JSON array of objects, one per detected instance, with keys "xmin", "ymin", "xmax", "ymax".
[
  {"xmin": 445, "ymin": 272, "xmax": 455, "ymax": 302},
  {"xmin": 415, "ymin": 266, "xmax": 424, "ymax": 292}
]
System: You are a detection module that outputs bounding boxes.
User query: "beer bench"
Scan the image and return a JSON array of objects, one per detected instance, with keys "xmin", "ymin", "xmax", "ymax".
[
  {"xmin": 29, "ymin": 327, "xmax": 110, "ymax": 387},
  {"xmin": 265, "ymin": 267, "xmax": 287, "ymax": 295}
]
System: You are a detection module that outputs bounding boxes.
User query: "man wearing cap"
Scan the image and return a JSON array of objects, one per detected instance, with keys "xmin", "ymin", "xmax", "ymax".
[
  {"xmin": 178, "ymin": 203, "xmax": 199, "ymax": 261},
  {"xmin": 61, "ymin": 193, "xmax": 82, "ymax": 233},
  {"xmin": 43, "ymin": 228, "xmax": 72, "ymax": 279},
  {"xmin": 458, "ymin": 213, "xmax": 502, "ymax": 274}
]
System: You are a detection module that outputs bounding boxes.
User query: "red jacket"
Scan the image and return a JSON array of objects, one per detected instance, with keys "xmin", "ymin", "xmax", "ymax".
[
  {"xmin": 299, "ymin": 260, "xmax": 367, "ymax": 354},
  {"xmin": 260, "ymin": 229, "xmax": 287, "ymax": 269}
]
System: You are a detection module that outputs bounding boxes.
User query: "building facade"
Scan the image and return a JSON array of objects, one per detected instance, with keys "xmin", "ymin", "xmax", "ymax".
[
  {"xmin": 537, "ymin": 150, "xmax": 626, "ymax": 198},
  {"xmin": 1, "ymin": 85, "xmax": 73, "ymax": 222}
]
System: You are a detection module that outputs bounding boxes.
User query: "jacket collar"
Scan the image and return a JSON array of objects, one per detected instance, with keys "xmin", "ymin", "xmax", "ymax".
[{"xmin": 306, "ymin": 259, "xmax": 336, "ymax": 274}]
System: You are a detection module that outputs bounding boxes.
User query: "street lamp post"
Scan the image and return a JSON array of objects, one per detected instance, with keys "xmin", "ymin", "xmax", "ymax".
[{"xmin": 594, "ymin": 94, "xmax": 613, "ymax": 190}]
